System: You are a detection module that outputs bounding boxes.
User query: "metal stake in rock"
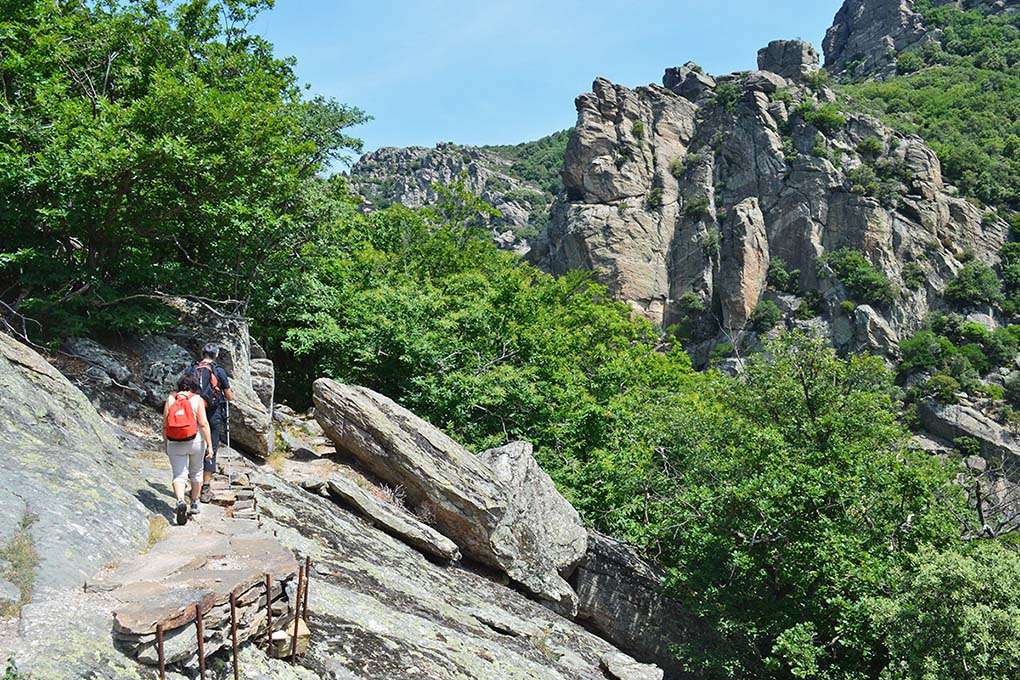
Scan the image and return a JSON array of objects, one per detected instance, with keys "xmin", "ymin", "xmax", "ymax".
[
  {"xmin": 230, "ymin": 590, "xmax": 240, "ymax": 680},
  {"xmin": 195, "ymin": 603, "xmax": 206, "ymax": 680},
  {"xmin": 157, "ymin": 623, "xmax": 166, "ymax": 680},
  {"xmin": 302, "ymin": 556, "xmax": 311, "ymax": 621}
]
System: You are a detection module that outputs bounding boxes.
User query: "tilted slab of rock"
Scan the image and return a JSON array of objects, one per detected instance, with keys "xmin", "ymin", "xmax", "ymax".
[
  {"xmin": 0, "ymin": 333, "xmax": 149, "ymax": 592},
  {"xmin": 313, "ymin": 379, "xmax": 582, "ymax": 612},
  {"xmin": 303, "ymin": 475, "xmax": 461, "ymax": 561},
  {"xmin": 478, "ymin": 441, "xmax": 587, "ymax": 616},
  {"xmin": 574, "ymin": 531, "xmax": 703, "ymax": 678},
  {"xmin": 919, "ymin": 400, "xmax": 1020, "ymax": 474},
  {"xmin": 824, "ymin": 0, "xmax": 930, "ymax": 77}
]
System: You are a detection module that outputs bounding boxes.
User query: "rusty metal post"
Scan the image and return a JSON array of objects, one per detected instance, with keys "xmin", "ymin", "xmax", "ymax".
[
  {"xmin": 157, "ymin": 623, "xmax": 166, "ymax": 680},
  {"xmin": 265, "ymin": 573, "xmax": 274, "ymax": 654},
  {"xmin": 230, "ymin": 590, "xmax": 240, "ymax": 680},
  {"xmin": 195, "ymin": 603, "xmax": 206, "ymax": 680},
  {"xmin": 302, "ymin": 556, "xmax": 311, "ymax": 621},
  {"xmin": 290, "ymin": 564, "xmax": 305, "ymax": 663}
]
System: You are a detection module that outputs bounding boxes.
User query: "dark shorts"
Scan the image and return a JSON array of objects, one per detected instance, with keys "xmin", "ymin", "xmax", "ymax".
[{"xmin": 204, "ymin": 412, "xmax": 223, "ymax": 473}]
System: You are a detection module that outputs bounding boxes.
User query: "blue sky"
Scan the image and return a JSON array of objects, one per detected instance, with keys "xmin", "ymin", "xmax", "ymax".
[{"xmin": 252, "ymin": 1, "xmax": 845, "ymax": 157}]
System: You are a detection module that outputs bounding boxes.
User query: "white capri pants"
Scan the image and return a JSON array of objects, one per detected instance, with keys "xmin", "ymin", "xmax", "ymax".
[{"xmin": 167, "ymin": 436, "xmax": 205, "ymax": 485}]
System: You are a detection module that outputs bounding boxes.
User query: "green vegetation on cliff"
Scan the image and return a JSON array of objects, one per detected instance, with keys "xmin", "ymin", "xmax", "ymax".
[
  {"xmin": 484, "ymin": 128, "xmax": 572, "ymax": 195},
  {"xmin": 839, "ymin": 1, "xmax": 1020, "ymax": 210}
]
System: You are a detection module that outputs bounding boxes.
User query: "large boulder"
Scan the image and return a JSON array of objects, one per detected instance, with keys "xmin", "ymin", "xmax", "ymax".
[
  {"xmin": 573, "ymin": 532, "xmax": 702, "ymax": 677},
  {"xmin": 0, "ymin": 333, "xmax": 149, "ymax": 593},
  {"xmin": 312, "ymin": 379, "xmax": 581, "ymax": 613},
  {"xmin": 757, "ymin": 39, "xmax": 820, "ymax": 81},
  {"xmin": 478, "ymin": 442, "xmax": 588, "ymax": 614}
]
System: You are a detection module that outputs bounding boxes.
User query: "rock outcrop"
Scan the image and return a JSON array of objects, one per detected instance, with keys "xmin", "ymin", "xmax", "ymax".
[
  {"xmin": 64, "ymin": 297, "xmax": 276, "ymax": 458},
  {"xmin": 0, "ymin": 332, "xmax": 150, "ymax": 593},
  {"xmin": 918, "ymin": 400, "xmax": 1020, "ymax": 473},
  {"xmin": 312, "ymin": 380, "xmax": 585, "ymax": 614},
  {"xmin": 303, "ymin": 475, "xmax": 462, "ymax": 562},
  {"xmin": 350, "ymin": 142, "xmax": 560, "ymax": 253},
  {"xmin": 528, "ymin": 42, "xmax": 1008, "ymax": 365},
  {"xmin": 478, "ymin": 441, "xmax": 589, "ymax": 610},
  {"xmin": 573, "ymin": 532, "xmax": 702, "ymax": 678},
  {"xmin": 823, "ymin": 0, "xmax": 929, "ymax": 76},
  {"xmin": 758, "ymin": 39, "xmax": 821, "ymax": 81}
]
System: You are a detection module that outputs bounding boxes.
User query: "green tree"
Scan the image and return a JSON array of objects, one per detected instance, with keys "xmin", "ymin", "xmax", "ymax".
[
  {"xmin": 944, "ymin": 261, "xmax": 1002, "ymax": 307},
  {"xmin": 624, "ymin": 334, "xmax": 964, "ymax": 679},
  {"xmin": 0, "ymin": 0, "xmax": 367, "ymax": 336},
  {"xmin": 871, "ymin": 542, "xmax": 1020, "ymax": 680}
]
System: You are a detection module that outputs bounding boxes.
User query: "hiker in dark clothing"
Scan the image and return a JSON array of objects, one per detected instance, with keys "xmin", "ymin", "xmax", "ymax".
[{"xmin": 190, "ymin": 343, "xmax": 234, "ymax": 503}]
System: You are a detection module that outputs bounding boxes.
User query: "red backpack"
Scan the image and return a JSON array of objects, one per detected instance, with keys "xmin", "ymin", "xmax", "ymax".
[{"xmin": 165, "ymin": 393, "xmax": 198, "ymax": 441}]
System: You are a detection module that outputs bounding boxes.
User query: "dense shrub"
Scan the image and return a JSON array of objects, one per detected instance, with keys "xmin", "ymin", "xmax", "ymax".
[
  {"xmin": 819, "ymin": 248, "xmax": 895, "ymax": 305},
  {"xmin": 944, "ymin": 261, "xmax": 1002, "ymax": 307},
  {"xmin": 900, "ymin": 330, "xmax": 957, "ymax": 375},
  {"xmin": 801, "ymin": 103, "xmax": 847, "ymax": 135},
  {"xmin": 767, "ymin": 258, "xmax": 801, "ymax": 294},
  {"xmin": 684, "ymin": 196, "xmax": 712, "ymax": 219},
  {"xmin": 750, "ymin": 300, "xmax": 783, "ymax": 332},
  {"xmin": 902, "ymin": 261, "xmax": 926, "ymax": 290}
]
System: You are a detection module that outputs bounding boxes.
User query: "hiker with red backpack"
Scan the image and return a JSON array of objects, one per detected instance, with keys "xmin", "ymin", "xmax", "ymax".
[
  {"xmin": 189, "ymin": 344, "xmax": 234, "ymax": 503},
  {"xmin": 163, "ymin": 373, "xmax": 214, "ymax": 525}
]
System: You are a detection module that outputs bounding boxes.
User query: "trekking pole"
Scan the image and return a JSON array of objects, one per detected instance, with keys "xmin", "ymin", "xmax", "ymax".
[{"xmin": 225, "ymin": 398, "xmax": 231, "ymax": 453}]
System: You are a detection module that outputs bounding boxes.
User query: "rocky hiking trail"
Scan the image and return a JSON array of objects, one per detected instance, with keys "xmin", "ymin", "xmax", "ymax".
[{"xmin": 0, "ymin": 308, "xmax": 695, "ymax": 679}]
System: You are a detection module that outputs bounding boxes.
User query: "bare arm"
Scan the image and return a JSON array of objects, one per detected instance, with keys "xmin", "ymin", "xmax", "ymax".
[
  {"xmin": 196, "ymin": 400, "xmax": 213, "ymax": 459},
  {"xmin": 225, "ymin": 388, "xmax": 235, "ymax": 401},
  {"xmin": 162, "ymin": 397, "xmax": 171, "ymax": 451}
]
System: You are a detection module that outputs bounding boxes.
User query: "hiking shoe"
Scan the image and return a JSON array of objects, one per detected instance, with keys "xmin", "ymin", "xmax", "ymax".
[
  {"xmin": 175, "ymin": 500, "xmax": 188, "ymax": 526},
  {"xmin": 190, "ymin": 500, "xmax": 200, "ymax": 516},
  {"xmin": 200, "ymin": 485, "xmax": 212, "ymax": 503}
]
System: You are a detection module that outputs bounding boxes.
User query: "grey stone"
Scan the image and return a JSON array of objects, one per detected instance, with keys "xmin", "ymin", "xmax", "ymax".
[
  {"xmin": 63, "ymin": 337, "xmax": 132, "ymax": 383},
  {"xmin": 574, "ymin": 531, "xmax": 702, "ymax": 677},
  {"xmin": 312, "ymin": 380, "xmax": 580, "ymax": 612},
  {"xmin": 663, "ymin": 62, "xmax": 717, "ymax": 101},
  {"xmin": 600, "ymin": 651, "xmax": 665, "ymax": 680},
  {"xmin": 744, "ymin": 69, "xmax": 788, "ymax": 94},
  {"xmin": 251, "ymin": 358, "xmax": 275, "ymax": 409},
  {"xmin": 478, "ymin": 441, "xmax": 588, "ymax": 616},
  {"xmin": 824, "ymin": 0, "xmax": 930, "ymax": 77},
  {"xmin": 757, "ymin": 40, "xmax": 820, "ymax": 81},
  {"xmin": 919, "ymin": 401, "xmax": 1020, "ymax": 474},
  {"xmin": 324, "ymin": 474, "xmax": 461, "ymax": 561},
  {"xmin": 0, "ymin": 333, "xmax": 149, "ymax": 593},
  {"xmin": 136, "ymin": 334, "xmax": 193, "ymax": 406},
  {"xmin": 0, "ymin": 579, "xmax": 19, "ymax": 608}
]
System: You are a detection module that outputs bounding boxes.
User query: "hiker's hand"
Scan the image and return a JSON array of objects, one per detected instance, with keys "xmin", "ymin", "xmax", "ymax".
[{"xmin": 205, "ymin": 446, "xmax": 213, "ymax": 460}]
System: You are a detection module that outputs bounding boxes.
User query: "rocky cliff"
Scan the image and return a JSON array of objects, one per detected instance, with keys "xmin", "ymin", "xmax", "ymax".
[
  {"xmin": 527, "ymin": 39, "xmax": 1007, "ymax": 365},
  {"xmin": 825, "ymin": 0, "xmax": 1020, "ymax": 77},
  {"xmin": 350, "ymin": 132, "xmax": 569, "ymax": 253}
]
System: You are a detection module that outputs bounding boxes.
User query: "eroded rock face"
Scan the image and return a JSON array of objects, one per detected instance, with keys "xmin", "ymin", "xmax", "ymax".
[
  {"xmin": 0, "ymin": 333, "xmax": 149, "ymax": 592},
  {"xmin": 573, "ymin": 532, "xmax": 702, "ymax": 678},
  {"xmin": 528, "ymin": 47, "xmax": 1008, "ymax": 362},
  {"xmin": 823, "ymin": 0, "xmax": 929, "ymax": 76},
  {"xmin": 312, "ymin": 380, "xmax": 580, "ymax": 612}
]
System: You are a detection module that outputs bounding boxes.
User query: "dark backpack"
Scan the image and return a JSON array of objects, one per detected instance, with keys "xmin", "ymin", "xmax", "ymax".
[{"xmin": 191, "ymin": 362, "xmax": 224, "ymax": 412}]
